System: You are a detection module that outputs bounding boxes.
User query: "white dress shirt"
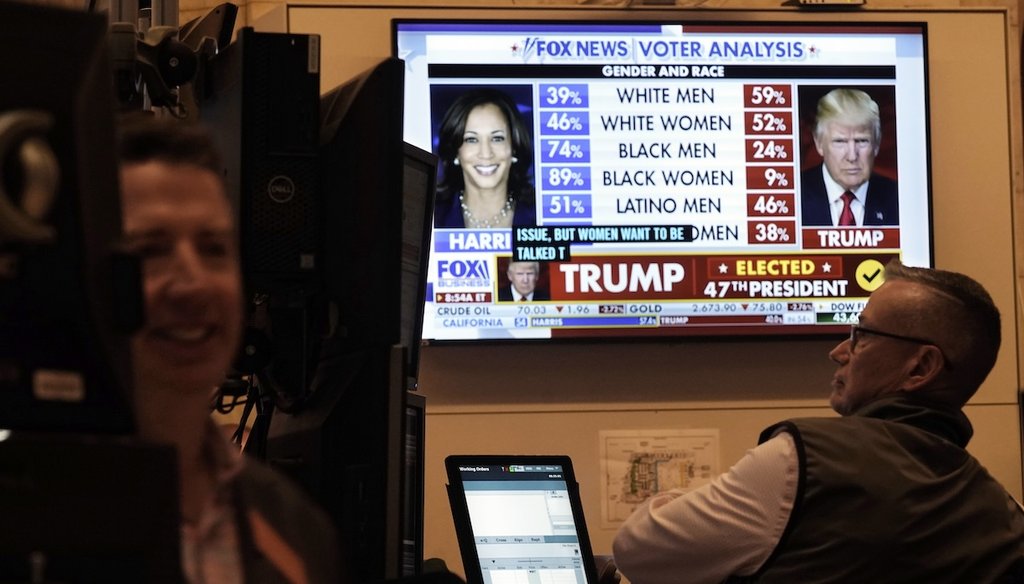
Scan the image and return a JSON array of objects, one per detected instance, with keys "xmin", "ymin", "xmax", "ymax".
[
  {"xmin": 612, "ymin": 432, "xmax": 799, "ymax": 584},
  {"xmin": 509, "ymin": 285, "xmax": 533, "ymax": 302},
  {"xmin": 821, "ymin": 165, "xmax": 868, "ymax": 226}
]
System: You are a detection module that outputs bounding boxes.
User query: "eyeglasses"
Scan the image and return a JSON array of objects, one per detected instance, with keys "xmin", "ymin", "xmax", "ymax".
[{"xmin": 848, "ymin": 324, "xmax": 952, "ymax": 369}]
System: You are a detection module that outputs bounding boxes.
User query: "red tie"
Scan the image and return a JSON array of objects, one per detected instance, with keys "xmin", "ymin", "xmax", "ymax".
[{"xmin": 839, "ymin": 191, "xmax": 856, "ymax": 226}]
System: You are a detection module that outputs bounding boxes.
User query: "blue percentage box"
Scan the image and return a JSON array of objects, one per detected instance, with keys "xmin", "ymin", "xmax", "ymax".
[
  {"xmin": 539, "ymin": 84, "xmax": 589, "ymax": 108},
  {"xmin": 541, "ymin": 139, "xmax": 590, "ymax": 163},
  {"xmin": 543, "ymin": 166, "xmax": 591, "ymax": 191},
  {"xmin": 542, "ymin": 111, "xmax": 589, "ymax": 136},
  {"xmin": 543, "ymin": 194, "xmax": 592, "ymax": 219}
]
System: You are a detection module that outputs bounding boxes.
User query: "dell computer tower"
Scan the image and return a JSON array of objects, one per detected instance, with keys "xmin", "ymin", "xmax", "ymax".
[{"xmin": 201, "ymin": 27, "xmax": 321, "ymax": 296}]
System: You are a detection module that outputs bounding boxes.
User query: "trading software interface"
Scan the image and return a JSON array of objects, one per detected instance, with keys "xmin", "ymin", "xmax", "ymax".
[{"xmin": 459, "ymin": 464, "xmax": 588, "ymax": 584}]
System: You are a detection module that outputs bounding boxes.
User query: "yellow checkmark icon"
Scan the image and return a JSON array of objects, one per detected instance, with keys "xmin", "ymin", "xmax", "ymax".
[{"xmin": 855, "ymin": 259, "xmax": 886, "ymax": 292}]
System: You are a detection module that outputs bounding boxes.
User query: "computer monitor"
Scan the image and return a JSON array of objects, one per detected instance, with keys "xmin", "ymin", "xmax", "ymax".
[{"xmin": 0, "ymin": 1, "xmax": 139, "ymax": 433}]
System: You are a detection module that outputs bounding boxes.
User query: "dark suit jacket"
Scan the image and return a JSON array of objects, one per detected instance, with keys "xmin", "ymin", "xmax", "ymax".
[
  {"xmin": 497, "ymin": 285, "xmax": 550, "ymax": 302},
  {"xmin": 801, "ymin": 164, "xmax": 899, "ymax": 226}
]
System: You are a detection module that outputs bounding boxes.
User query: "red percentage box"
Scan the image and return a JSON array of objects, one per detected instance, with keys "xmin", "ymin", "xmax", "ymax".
[
  {"xmin": 747, "ymin": 220, "xmax": 798, "ymax": 245},
  {"xmin": 744, "ymin": 111, "xmax": 794, "ymax": 135},
  {"xmin": 743, "ymin": 84, "xmax": 792, "ymax": 108},
  {"xmin": 745, "ymin": 165, "xmax": 795, "ymax": 189},
  {"xmin": 745, "ymin": 138, "xmax": 793, "ymax": 162},
  {"xmin": 746, "ymin": 193, "xmax": 795, "ymax": 217}
]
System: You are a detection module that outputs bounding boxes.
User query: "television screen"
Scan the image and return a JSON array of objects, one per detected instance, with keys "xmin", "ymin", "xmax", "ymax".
[{"xmin": 394, "ymin": 20, "xmax": 931, "ymax": 341}]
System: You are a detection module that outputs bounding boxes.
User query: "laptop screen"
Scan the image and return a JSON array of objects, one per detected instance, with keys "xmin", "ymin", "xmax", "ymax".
[{"xmin": 446, "ymin": 456, "xmax": 597, "ymax": 584}]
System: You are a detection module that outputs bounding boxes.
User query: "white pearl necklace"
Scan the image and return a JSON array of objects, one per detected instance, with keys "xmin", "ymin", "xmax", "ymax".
[{"xmin": 460, "ymin": 194, "xmax": 513, "ymax": 228}]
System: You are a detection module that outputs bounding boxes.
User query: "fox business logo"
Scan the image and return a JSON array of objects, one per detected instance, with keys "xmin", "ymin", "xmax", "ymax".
[
  {"xmin": 436, "ymin": 259, "xmax": 491, "ymax": 289},
  {"xmin": 514, "ymin": 37, "xmax": 631, "ymax": 61}
]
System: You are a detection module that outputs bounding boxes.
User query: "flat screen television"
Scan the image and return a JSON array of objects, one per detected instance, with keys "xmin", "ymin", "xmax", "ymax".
[{"xmin": 393, "ymin": 20, "xmax": 932, "ymax": 342}]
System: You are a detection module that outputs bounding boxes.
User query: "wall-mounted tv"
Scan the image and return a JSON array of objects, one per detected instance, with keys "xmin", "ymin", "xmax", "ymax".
[{"xmin": 394, "ymin": 20, "xmax": 931, "ymax": 341}]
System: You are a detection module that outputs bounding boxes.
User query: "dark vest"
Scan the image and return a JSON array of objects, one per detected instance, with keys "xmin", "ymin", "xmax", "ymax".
[{"xmin": 736, "ymin": 396, "xmax": 1024, "ymax": 583}]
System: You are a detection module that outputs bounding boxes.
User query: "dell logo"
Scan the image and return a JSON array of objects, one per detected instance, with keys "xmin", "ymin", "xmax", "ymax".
[{"xmin": 266, "ymin": 175, "xmax": 296, "ymax": 203}]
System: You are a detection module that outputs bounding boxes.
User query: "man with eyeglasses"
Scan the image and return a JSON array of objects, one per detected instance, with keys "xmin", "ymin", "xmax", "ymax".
[{"xmin": 613, "ymin": 260, "xmax": 1024, "ymax": 583}]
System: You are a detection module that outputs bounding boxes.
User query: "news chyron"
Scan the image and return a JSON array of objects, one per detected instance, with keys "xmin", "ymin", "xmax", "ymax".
[{"xmin": 396, "ymin": 21, "xmax": 931, "ymax": 341}]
